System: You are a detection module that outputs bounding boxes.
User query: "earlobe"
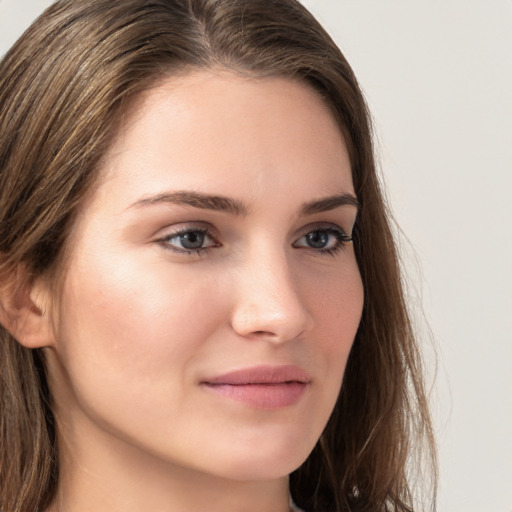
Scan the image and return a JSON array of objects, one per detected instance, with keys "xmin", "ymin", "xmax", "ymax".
[{"xmin": 0, "ymin": 266, "xmax": 55, "ymax": 349}]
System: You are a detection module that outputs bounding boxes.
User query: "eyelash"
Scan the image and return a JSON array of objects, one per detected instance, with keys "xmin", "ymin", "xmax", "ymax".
[
  {"xmin": 293, "ymin": 226, "xmax": 353, "ymax": 256},
  {"xmin": 156, "ymin": 224, "xmax": 353, "ymax": 256},
  {"xmin": 156, "ymin": 227, "xmax": 220, "ymax": 255}
]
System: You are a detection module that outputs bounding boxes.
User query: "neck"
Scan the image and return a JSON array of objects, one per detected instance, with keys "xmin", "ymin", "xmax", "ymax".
[{"xmin": 47, "ymin": 423, "xmax": 291, "ymax": 512}]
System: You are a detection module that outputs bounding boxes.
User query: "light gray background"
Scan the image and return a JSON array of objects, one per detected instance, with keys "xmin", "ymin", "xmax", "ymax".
[{"xmin": 1, "ymin": 1, "xmax": 511, "ymax": 511}]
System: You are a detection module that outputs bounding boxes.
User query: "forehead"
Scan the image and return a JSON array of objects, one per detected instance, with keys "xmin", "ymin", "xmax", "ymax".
[{"xmin": 86, "ymin": 70, "xmax": 353, "ymax": 214}]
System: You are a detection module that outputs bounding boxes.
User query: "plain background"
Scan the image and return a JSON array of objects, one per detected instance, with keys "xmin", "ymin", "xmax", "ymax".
[{"xmin": 1, "ymin": 1, "xmax": 511, "ymax": 511}]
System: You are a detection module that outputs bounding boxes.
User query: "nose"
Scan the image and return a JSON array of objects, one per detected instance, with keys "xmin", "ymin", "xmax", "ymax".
[{"xmin": 230, "ymin": 248, "xmax": 313, "ymax": 343}]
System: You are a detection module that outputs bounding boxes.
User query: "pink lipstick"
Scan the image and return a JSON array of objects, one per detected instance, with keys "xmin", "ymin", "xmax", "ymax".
[{"xmin": 201, "ymin": 365, "xmax": 310, "ymax": 409}]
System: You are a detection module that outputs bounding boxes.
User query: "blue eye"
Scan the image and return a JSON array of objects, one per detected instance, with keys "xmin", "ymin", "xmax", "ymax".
[
  {"xmin": 293, "ymin": 227, "xmax": 352, "ymax": 253},
  {"xmin": 158, "ymin": 225, "xmax": 352, "ymax": 256},
  {"xmin": 159, "ymin": 229, "xmax": 218, "ymax": 253}
]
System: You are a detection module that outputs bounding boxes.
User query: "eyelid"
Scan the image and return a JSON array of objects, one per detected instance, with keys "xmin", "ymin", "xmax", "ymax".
[
  {"xmin": 155, "ymin": 222, "xmax": 220, "ymax": 255},
  {"xmin": 153, "ymin": 221, "xmax": 354, "ymax": 256},
  {"xmin": 154, "ymin": 220, "xmax": 216, "ymax": 239},
  {"xmin": 294, "ymin": 222, "xmax": 352, "ymax": 240},
  {"xmin": 292, "ymin": 222, "xmax": 353, "ymax": 255}
]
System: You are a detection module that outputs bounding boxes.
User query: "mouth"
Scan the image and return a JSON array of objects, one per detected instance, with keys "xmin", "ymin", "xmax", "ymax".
[{"xmin": 200, "ymin": 365, "xmax": 311, "ymax": 410}]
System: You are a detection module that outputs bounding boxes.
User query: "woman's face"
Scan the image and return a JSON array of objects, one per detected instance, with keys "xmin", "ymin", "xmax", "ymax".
[{"xmin": 44, "ymin": 71, "xmax": 364, "ymax": 482}]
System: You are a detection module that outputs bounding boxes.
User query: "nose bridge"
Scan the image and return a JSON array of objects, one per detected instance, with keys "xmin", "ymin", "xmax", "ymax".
[{"xmin": 230, "ymin": 240, "xmax": 312, "ymax": 341}]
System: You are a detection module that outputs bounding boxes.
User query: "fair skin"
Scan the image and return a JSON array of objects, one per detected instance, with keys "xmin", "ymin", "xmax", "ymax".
[{"xmin": 23, "ymin": 71, "xmax": 364, "ymax": 511}]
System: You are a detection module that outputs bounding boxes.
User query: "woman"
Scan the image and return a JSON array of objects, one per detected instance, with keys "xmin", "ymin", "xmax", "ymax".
[{"xmin": 0, "ymin": 1, "xmax": 436, "ymax": 511}]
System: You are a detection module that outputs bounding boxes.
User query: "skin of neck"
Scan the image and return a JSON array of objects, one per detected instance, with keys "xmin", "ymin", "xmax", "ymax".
[{"xmin": 47, "ymin": 420, "xmax": 291, "ymax": 512}]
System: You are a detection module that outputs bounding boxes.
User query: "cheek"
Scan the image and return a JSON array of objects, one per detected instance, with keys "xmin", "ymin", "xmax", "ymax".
[
  {"xmin": 307, "ymin": 257, "xmax": 364, "ymax": 352},
  {"xmin": 304, "ymin": 256, "xmax": 363, "ymax": 412},
  {"xmin": 55, "ymin": 250, "xmax": 229, "ymax": 387},
  {"xmin": 50, "ymin": 251, "xmax": 235, "ymax": 443}
]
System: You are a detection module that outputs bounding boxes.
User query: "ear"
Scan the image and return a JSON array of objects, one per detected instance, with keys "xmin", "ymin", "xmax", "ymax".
[{"xmin": 0, "ymin": 265, "xmax": 55, "ymax": 349}]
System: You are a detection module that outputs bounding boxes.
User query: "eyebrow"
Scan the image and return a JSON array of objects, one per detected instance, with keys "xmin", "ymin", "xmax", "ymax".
[
  {"xmin": 130, "ymin": 190, "xmax": 359, "ymax": 216},
  {"xmin": 130, "ymin": 191, "xmax": 249, "ymax": 216},
  {"xmin": 299, "ymin": 193, "xmax": 360, "ymax": 215}
]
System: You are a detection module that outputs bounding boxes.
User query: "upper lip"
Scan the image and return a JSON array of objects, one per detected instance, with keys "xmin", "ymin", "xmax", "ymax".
[{"xmin": 202, "ymin": 365, "xmax": 311, "ymax": 385}]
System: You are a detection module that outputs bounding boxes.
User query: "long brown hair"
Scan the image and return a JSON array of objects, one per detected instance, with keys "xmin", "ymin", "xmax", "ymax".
[{"xmin": 0, "ymin": 1, "xmax": 436, "ymax": 510}]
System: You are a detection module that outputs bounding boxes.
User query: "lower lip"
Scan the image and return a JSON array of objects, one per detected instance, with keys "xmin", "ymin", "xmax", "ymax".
[{"xmin": 202, "ymin": 382, "xmax": 308, "ymax": 409}]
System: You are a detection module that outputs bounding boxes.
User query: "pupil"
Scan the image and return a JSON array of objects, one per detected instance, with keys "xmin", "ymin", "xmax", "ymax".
[
  {"xmin": 181, "ymin": 231, "xmax": 204, "ymax": 249},
  {"xmin": 307, "ymin": 230, "xmax": 328, "ymax": 248}
]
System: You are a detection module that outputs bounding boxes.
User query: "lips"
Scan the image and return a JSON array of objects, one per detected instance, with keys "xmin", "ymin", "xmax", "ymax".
[{"xmin": 201, "ymin": 365, "xmax": 310, "ymax": 409}]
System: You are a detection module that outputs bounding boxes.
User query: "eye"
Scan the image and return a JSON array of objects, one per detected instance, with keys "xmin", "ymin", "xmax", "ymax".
[
  {"xmin": 158, "ymin": 228, "xmax": 219, "ymax": 254},
  {"xmin": 293, "ymin": 226, "xmax": 352, "ymax": 254}
]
